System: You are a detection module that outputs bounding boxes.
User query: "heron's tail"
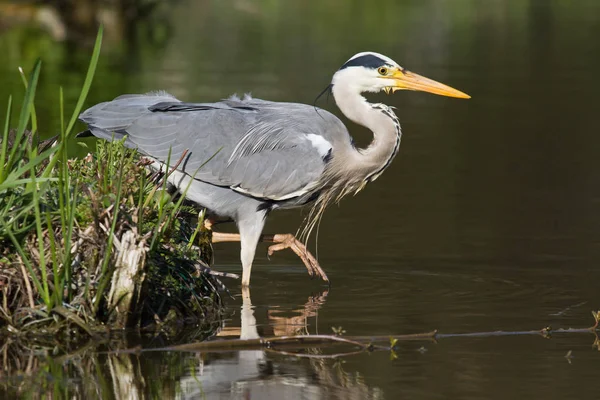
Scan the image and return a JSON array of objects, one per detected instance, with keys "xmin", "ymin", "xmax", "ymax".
[
  {"xmin": 77, "ymin": 92, "xmax": 178, "ymax": 145},
  {"xmin": 76, "ymin": 127, "xmax": 127, "ymax": 141},
  {"xmin": 76, "ymin": 130, "xmax": 94, "ymax": 138},
  {"xmin": 76, "ymin": 127, "xmax": 133, "ymax": 147}
]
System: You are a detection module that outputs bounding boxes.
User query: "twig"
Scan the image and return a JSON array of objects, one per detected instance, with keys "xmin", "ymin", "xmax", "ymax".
[
  {"xmin": 352, "ymin": 331, "xmax": 438, "ymax": 342},
  {"xmin": 101, "ymin": 322, "xmax": 600, "ymax": 359},
  {"xmin": 265, "ymin": 348, "xmax": 366, "ymax": 359},
  {"xmin": 435, "ymin": 327, "xmax": 594, "ymax": 339},
  {"xmin": 98, "ymin": 221, "xmax": 122, "ymax": 251},
  {"xmin": 97, "ymin": 204, "xmax": 115, "ymax": 220},
  {"xmin": 17, "ymin": 256, "xmax": 35, "ymax": 309},
  {"xmin": 266, "ymin": 334, "xmax": 374, "ymax": 349},
  {"xmin": 107, "ymin": 334, "xmax": 382, "ymax": 355},
  {"xmin": 194, "ymin": 261, "xmax": 239, "ymax": 280},
  {"xmin": 165, "ymin": 149, "xmax": 189, "ymax": 180},
  {"xmin": 51, "ymin": 306, "xmax": 94, "ymax": 337}
]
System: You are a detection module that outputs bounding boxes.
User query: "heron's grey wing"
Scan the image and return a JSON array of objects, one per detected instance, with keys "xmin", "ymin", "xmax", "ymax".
[
  {"xmin": 218, "ymin": 99, "xmax": 341, "ymax": 200},
  {"xmin": 80, "ymin": 93, "xmax": 340, "ymax": 201},
  {"xmin": 80, "ymin": 93, "xmax": 260, "ymax": 183}
]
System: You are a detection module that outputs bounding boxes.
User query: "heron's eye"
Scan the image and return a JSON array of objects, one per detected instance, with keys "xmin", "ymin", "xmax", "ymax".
[{"xmin": 378, "ymin": 67, "xmax": 388, "ymax": 76}]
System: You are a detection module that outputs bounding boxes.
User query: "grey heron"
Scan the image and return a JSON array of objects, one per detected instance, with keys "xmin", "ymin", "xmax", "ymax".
[{"xmin": 79, "ymin": 51, "xmax": 470, "ymax": 286}]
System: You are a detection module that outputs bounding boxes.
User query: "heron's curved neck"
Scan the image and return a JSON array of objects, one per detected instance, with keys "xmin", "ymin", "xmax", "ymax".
[{"xmin": 331, "ymin": 83, "xmax": 402, "ymax": 182}]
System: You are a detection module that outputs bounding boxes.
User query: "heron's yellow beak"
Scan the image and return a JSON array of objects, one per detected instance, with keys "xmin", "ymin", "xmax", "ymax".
[{"xmin": 383, "ymin": 68, "xmax": 470, "ymax": 99}]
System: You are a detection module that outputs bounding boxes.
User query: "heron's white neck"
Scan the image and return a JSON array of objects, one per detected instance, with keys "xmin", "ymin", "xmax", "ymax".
[{"xmin": 331, "ymin": 83, "xmax": 402, "ymax": 182}]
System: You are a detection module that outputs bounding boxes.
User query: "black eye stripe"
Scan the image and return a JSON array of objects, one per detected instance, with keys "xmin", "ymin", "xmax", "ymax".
[{"xmin": 339, "ymin": 54, "xmax": 388, "ymax": 70}]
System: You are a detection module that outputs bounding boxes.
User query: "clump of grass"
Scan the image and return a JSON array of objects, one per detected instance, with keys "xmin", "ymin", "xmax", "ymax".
[{"xmin": 0, "ymin": 27, "xmax": 222, "ymax": 337}]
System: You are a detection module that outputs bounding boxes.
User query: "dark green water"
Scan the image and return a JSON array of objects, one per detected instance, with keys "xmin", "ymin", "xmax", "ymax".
[{"xmin": 2, "ymin": 0, "xmax": 600, "ymax": 398}]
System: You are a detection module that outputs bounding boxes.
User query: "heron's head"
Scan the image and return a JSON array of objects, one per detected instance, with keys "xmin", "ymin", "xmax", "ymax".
[{"xmin": 332, "ymin": 51, "xmax": 470, "ymax": 99}]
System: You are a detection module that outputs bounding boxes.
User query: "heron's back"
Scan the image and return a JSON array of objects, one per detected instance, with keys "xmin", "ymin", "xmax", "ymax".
[{"xmin": 80, "ymin": 92, "xmax": 351, "ymax": 202}]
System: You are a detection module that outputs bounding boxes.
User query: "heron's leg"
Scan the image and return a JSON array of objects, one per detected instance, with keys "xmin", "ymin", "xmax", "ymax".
[
  {"xmin": 206, "ymin": 221, "xmax": 328, "ymax": 283},
  {"xmin": 237, "ymin": 213, "xmax": 266, "ymax": 287},
  {"xmin": 262, "ymin": 234, "xmax": 329, "ymax": 283},
  {"xmin": 212, "ymin": 232, "xmax": 242, "ymax": 243},
  {"xmin": 204, "ymin": 218, "xmax": 243, "ymax": 243}
]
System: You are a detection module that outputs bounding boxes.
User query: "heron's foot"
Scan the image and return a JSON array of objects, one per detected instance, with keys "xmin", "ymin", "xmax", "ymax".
[{"xmin": 266, "ymin": 234, "xmax": 329, "ymax": 283}]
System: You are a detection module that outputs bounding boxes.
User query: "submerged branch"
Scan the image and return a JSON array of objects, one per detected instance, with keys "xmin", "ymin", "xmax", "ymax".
[{"xmin": 105, "ymin": 323, "xmax": 599, "ymax": 360}]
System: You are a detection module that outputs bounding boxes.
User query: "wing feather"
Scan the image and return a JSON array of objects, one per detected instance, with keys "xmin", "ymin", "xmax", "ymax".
[{"xmin": 80, "ymin": 93, "xmax": 340, "ymax": 201}]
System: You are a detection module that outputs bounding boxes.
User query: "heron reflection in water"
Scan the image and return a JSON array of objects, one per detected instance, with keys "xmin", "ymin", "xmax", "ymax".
[
  {"xmin": 79, "ymin": 52, "xmax": 470, "ymax": 286},
  {"xmin": 176, "ymin": 287, "xmax": 380, "ymax": 398}
]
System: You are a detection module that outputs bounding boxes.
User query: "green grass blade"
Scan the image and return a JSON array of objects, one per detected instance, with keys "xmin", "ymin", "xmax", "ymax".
[
  {"xmin": 5, "ymin": 60, "xmax": 41, "ymax": 175},
  {"xmin": 93, "ymin": 145, "xmax": 126, "ymax": 314},
  {"xmin": 45, "ymin": 210, "xmax": 61, "ymax": 305},
  {"xmin": 60, "ymin": 86, "xmax": 65, "ymax": 136},
  {"xmin": 137, "ymin": 160, "xmax": 146, "ymax": 230},
  {"xmin": 0, "ymin": 95, "xmax": 13, "ymax": 180},
  {"xmin": 0, "ymin": 146, "xmax": 59, "ymax": 191},
  {"xmin": 57, "ymin": 86, "xmax": 68, "ymax": 282},
  {"xmin": 0, "ymin": 193, "xmax": 36, "ymax": 236},
  {"xmin": 18, "ymin": 66, "xmax": 38, "ymax": 136},
  {"xmin": 64, "ymin": 25, "xmax": 103, "ymax": 138},
  {"xmin": 149, "ymin": 147, "xmax": 173, "ymax": 251},
  {"xmin": 187, "ymin": 209, "xmax": 205, "ymax": 249},
  {"xmin": 42, "ymin": 25, "xmax": 103, "ymax": 178},
  {"xmin": 161, "ymin": 165, "xmax": 201, "ymax": 243},
  {"xmin": 0, "ymin": 177, "xmax": 58, "ymax": 189},
  {"xmin": 29, "ymin": 147, "xmax": 51, "ymax": 308},
  {"xmin": 63, "ymin": 170, "xmax": 80, "ymax": 300}
]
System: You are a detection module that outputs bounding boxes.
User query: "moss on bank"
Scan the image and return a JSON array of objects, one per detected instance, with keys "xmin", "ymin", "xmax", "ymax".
[{"xmin": 0, "ymin": 136, "xmax": 224, "ymax": 337}]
